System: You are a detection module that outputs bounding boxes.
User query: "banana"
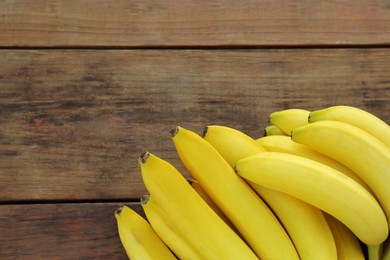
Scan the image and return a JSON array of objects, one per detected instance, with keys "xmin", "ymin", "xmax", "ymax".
[
  {"xmin": 309, "ymin": 105, "xmax": 390, "ymax": 148},
  {"xmin": 171, "ymin": 126, "xmax": 299, "ymax": 259},
  {"xmin": 139, "ymin": 151, "xmax": 258, "ymax": 260},
  {"xmin": 204, "ymin": 125, "xmax": 337, "ymax": 260},
  {"xmin": 187, "ymin": 178, "xmax": 237, "ymax": 232},
  {"xmin": 251, "ymin": 182, "xmax": 338, "ymax": 260},
  {"xmin": 140, "ymin": 194, "xmax": 201, "ymax": 259},
  {"xmin": 291, "ymin": 120, "xmax": 390, "ymax": 230},
  {"xmin": 269, "ymin": 108, "xmax": 310, "ymax": 135},
  {"xmin": 264, "ymin": 125, "xmax": 287, "ymax": 136},
  {"xmin": 324, "ymin": 213, "xmax": 365, "ymax": 260},
  {"xmin": 256, "ymin": 135, "xmax": 372, "ymax": 193},
  {"xmin": 236, "ymin": 151, "xmax": 388, "ymax": 246},
  {"xmin": 114, "ymin": 205, "xmax": 177, "ymax": 260},
  {"xmin": 201, "ymin": 125, "xmax": 266, "ymax": 167}
]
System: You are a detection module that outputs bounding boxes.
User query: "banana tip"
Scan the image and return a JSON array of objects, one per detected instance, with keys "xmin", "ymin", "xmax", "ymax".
[
  {"xmin": 202, "ymin": 126, "xmax": 208, "ymax": 137},
  {"xmin": 169, "ymin": 126, "xmax": 179, "ymax": 137},
  {"xmin": 115, "ymin": 206, "xmax": 123, "ymax": 215},
  {"xmin": 140, "ymin": 194, "xmax": 150, "ymax": 204},
  {"xmin": 139, "ymin": 152, "xmax": 150, "ymax": 164}
]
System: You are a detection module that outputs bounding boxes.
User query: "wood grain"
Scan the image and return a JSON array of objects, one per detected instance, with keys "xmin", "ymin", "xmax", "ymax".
[
  {"xmin": 1, "ymin": 48, "xmax": 390, "ymax": 202},
  {"xmin": 0, "ymin": 202, "xmax": 139, "ymax": 259},
  {"xmin": 1, "ymin": 0, "xmax": 390, "ymax": 47}
]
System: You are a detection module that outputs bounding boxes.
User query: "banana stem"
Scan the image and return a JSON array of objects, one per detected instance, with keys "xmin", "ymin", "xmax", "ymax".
[{"xmin": 367, "ymin": 244, "xmax": 382, "ymax": 260}]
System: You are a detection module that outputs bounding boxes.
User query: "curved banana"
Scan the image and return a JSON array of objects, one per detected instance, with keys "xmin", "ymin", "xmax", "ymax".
[
  {"xmin": 114, "ymin": 205, "xmax": 177, "ymax": 260},
  {"xmin": 251, "ymin": 183, "xmax": 338, "ymax": 260},
  {"xmin": 236, "ymin": 151, "xmax": 388, "ymax": 246},
  {"xmin": 204, "ymin": 125, "xmax": 337, "ymax": 260},
  {"xmin": 202, "ymin": 125, "xmax": 266, "ymax": 167},
  {"xmin": 291, "ymin": 120, "xmax": 390, "ymax": 230},
  {"xmin": 264, "ymin": 125, "xmax": 287, "ymax": 136},
  {"xmin": 139, "ymin": 151, "xmax": 258, "ymax": 260},
  {"xmin": 187, "ymin": 178, "xmax": 236, "ymax": 230},
  {"xmin": 324, "ymin": 213, "xmax": 365, "ymax": 260},
  {"xmin": 171, "ymin": 126, "xmax": 299, "ymax": 259},
  {"xmin": 140, "ymin": 194, "xmax": 201, "ymax": 259},
  {"xmin": 256, "ymin": 135, "xmax": 372, "ymax": 193},
  {"xmin": 309, "ymin": 105, "xmax": 390, "ymax": 148},
  {"xmin": 269, "ymin": 108, "xmax": 310, "ymax": 135}
]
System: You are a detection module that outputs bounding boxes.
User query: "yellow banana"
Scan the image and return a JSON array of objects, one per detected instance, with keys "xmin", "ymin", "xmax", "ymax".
[
  {"xmin": 202, "ymin": 125, "xmax": 266, "ymax": 167},
  {"xmin": 114, "ymin": 205, "xmax": 177, "ymax": 260},
  {"xmin": 236, "ymin": 151, "xmax": 388, "ymax": 246},
  {"xmin": 204, "ymin": 125, "xmax": 337, "ymax": 260},
  {"xmin": 139, "ymin": 152, "xmax": 258, "ymax": 259},
  {"xmin": 171, "ymin": 126, "xmax": 299, "ymax": 259},
  {"xmin": 269, "ymin": 108, "xmax": 310, "ymax": 135},
  {"xmin": 264, "ymin": 125, "xmax": 287, "ymax": 136},
  {"xmin": 256, "ymin": 135, "xmax": 372, "ymax": 193},
  {"xmin": 291, "ymin": 120, "xmax": 390, "ymax": 229},
  {"xmin": 309, "ymin": 105, "xmax": 390, "ymax": 148},
  {"xmin": 324, "ymin": 213, "xmax": 365, "ymax": 260},
  {"xmin": 140, "ymin": 194, "xmax": 201, "ymax": 259},
  {"xmin": 187, "ymin": 178, "xmax": 236, "ymax": 231},
  {"xmin": 251, "ymin": 182, "xmax": 338, "ymax": 260}
]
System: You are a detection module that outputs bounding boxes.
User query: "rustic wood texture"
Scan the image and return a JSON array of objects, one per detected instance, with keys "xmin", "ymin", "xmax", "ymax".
[
  {"xmin": 1, "ymin": 0, "xmax": 390, "ymax": 47},
  {"xmin": 0, "ymin": 202, "xmax": 138, "ymax": 259},
  {"xmin": 1, "ymin": 48, "xmax": 390, "ymax": 202},
  {"xmin": 2, "ymin": 1, "xmax": 390, "ymax": 258}
]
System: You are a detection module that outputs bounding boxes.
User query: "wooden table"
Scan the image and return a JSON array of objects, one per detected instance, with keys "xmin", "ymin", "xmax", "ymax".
[{"xmin": 1, "ymin": 1, "xmax": 390, "ymax": 258}]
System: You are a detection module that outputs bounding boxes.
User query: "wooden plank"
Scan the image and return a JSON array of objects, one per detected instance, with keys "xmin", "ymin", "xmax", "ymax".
[
  {"xmin": 1, "ymin": 48, "xmax": 390, "ymax": 202},
  {"xmin": 0, "ymin": 202, "xmax": 138, "ymax": 259},
  {"xmin": 1, "ymin": 0, "xmax": 390, "ymax": 47}
]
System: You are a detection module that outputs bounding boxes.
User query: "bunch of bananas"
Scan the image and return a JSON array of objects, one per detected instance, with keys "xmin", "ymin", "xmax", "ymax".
[{"xmin": 115, "ymin": 105, "xmax": 390, "ymax": 260}]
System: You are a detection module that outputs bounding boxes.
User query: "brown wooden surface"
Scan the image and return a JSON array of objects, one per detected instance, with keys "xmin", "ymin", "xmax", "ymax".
[
  {"xmin": 1, "ymin": 0, "xmax": 390, "ymax": 47},
  {"xmin": 2, "ymin": 49, "xmax": 390, "ymax": 202},
  {"xmin": 1, "ymin": 0, "xmax": 390, "ymax": 259},
  {"xmin": 0, "ymin": 202, "xmax": 140, "ymax": 259}
]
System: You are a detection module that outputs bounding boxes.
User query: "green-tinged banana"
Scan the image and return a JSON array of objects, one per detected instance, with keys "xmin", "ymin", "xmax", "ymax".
[
  {"xmin": 171, "ymin": 126, "xmax": 299, "ymax": 259},
  {"xmin": 256, "ymin": 135, "xmax": 372, "ymax": 193},
  {"xmin": 236, "ymin": 151, "xmax": 388, "ymax": 246},
  {"xmin": 114, "ymin": 205, "xmax": 177, "ymax": 260},
  {"xmin": 140, "ymin": 194, "xmax": 201, "ymax": 259},
  {"xmin": 187, "ymin": 178, "xmax": 236, "ymax": 230},
  {"xmin": 264, "ymin": 125, "xmax": 287, "ymax": 136},
  {"xmin": 291, "ymin": 120, "xmax": 390, "ymax": 229},
  {"xmin": 269, "ymin": 108, "xmax": 310, "ymax": 135},
  {"xmin": 140, "ymin": 152, "xmax": 258, "ymax": 260},
  {"xmin": 204, "ymin": 125, "xmax": 337, "ymax": 260},
  {"xmin": 309, "ymin": 105, "xmax": 390, "ymax": 148},
  {"xmin": 324, "ymin": 213, "xmax": 365, "ymax": 260},
  {"xmin": 202, "ymin": 125, "xmax": 266, "ymax": 167}
]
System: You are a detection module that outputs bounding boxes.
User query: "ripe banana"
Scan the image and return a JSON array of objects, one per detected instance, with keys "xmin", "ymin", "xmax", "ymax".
[
  {"xmin": 264, "ymin": 125, "xmax": 287, "ymax": 136},
  {"xmin": 187, "ymin": 178, "xmax": 236, "ymax": 230},
  {"xmin": 202, "ymin": 125, "xmax": 266, "ymax": 167},
  {"xmin": 236, "ymin": 151, "xmax": 388, "ymax": 245},
  {"xmin": 251, "ymin": 182, "xmax": 338, "ymax": 260},
  {"xmin": 291, "ymin": 120, "xmax": 390, "ymax": 230},
  {"xmin": 269, "ymin": 108, "xmax": 310, "ymax": 135},
  {"xmin": 140, "ymin": 194, "xmax": 201, "ymax": 259},
  {"xmin": 256, "ymin": 135, "xmax": 372, "ymax": 193},
  {"xmin": 204, "ymin": 125, "xmax": 337, "ymax": 260},
  {"xmin": 139, "ymin": 151, "xmax": 258, "ymax": 259},
  {"xmin": 171, "ymin": 126, "xmax": 299, "ymax": 259},
  {"xmin": 324, "ymin": 213, "xmax": 365, "ymax": 260},
  {"xmin": 309, "ymin": 105, "xmax": 390, "ymax": 148},
  {"xmin": 114, "ymin": 205, "xmax": 177, "ymax": 260}
]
